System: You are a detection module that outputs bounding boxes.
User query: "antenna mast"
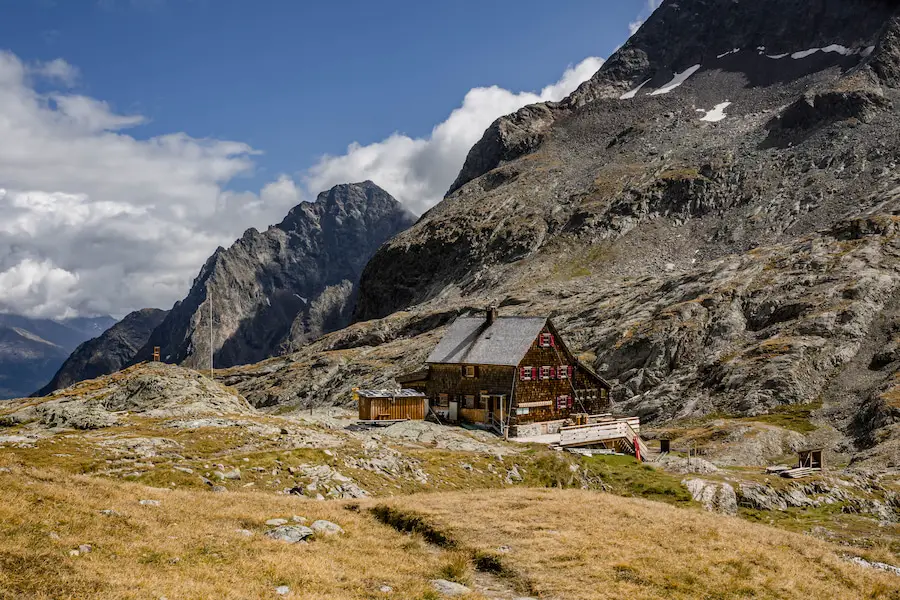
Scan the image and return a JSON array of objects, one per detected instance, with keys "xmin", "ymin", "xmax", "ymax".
[{"xmin": 209, "ymin": 287, "xmax": 214, "ymax": 379}]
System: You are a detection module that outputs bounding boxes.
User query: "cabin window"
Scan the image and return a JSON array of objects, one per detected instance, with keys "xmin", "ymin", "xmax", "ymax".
[
  {"xmin": 556, "ymin": 395, "xmax": 570, "ymax": 410},
  {"xmin": 538, "ymin": 332, "xmax": 554, "ymax": 347},
  {"xmin": 516, "ymin": 407, "xmax": 530, "ymax": 415},
  {"xmin": 463, "ymin": 365, "xmax": 477, "ymax": 378},
  {"xmin": 437, "ymin": 394, "xmax": 449, "ymax": 408},
  {"xmin": 540, "ymin": 366, "xmax": 552, "ymax": 380},
  {"xmin": 519, "ymin": 366, "xmax": 534, "ymax": 381},
  {"xmin": 557, "ymin": 365, "xmax": 571, "ymax": 379},
  {"xmin": 478, "ymin": 393, "xmax": 489, "ymax": 410},
  {"xmin": 464, "ymin": 395, "xmax": 475, "ymax": 409}
]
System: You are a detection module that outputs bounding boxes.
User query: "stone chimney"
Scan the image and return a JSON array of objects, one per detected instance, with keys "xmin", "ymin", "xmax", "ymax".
[{"xmin": 486, "ymin": 306, "xmax": 498, "ymax": 325}]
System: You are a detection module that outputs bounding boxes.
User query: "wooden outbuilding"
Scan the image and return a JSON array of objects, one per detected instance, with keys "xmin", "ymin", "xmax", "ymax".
[
  {"xmin": 422, "ymin": 308, "xmax": 611, "ymax": 437},
  {"xmin": 798, "ymin": 448, "xmax": 824, "ymax": 470},
  {"xmin": 356, "ymin": 389, "xmax": 427, "ymax": 422}
]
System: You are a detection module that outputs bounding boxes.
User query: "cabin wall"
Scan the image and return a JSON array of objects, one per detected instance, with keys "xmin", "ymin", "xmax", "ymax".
[
  {"xmin": 510, "ymin": 328, "xmax": 610, "ymax": 431},
  {"xmin": 425, "ymin": 364, "xmax": 517, "ymax": 399},
  {"xmin": 358, "ymin": 397, "xmax": 426, "ymax": 421}
]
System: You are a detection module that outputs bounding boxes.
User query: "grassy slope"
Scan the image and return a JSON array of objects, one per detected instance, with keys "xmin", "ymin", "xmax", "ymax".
[{"xmin": 0, "ymin": 466, "xmax": 897, "ymax": 600}]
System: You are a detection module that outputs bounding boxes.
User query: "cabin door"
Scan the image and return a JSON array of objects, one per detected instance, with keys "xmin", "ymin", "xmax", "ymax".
[{"xmin": 449, "ymin": 400, "xmax": 458, "ymax": 422}]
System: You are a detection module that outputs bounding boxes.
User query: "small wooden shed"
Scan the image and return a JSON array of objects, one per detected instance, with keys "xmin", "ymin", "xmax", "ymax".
[
  {"xmin": 798, "ymin": 448, "xmax": 824, "ymax": 470},
  {"xmin": 356, "ymin": 389, "xmax": 427, "ymax": 421}
]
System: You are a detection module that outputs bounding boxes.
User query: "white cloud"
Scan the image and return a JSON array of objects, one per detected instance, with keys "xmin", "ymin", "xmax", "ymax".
[
  {"xmin": 305, "ymin": 56, "xmax": 604, "ymax": 215},
  {"xmin": 0, "ymin": 49, "xmax": 604, "ymax": 319},
  {"xmin": 0, "ymin": 50, "xmax": 298, "ymax": 319},
  {"xmin": 30, "ymin": 58, "xmax": 80, "ymax": 86}
]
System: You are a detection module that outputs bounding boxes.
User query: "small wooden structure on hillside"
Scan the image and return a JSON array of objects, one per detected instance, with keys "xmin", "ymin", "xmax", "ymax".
[
  {"xmin": 420, "ymin": 308, "xmax": 612, "ymax": 437},
  {"xmin": 798, "ymin": 448, "xmax": 824, "ymax": 470},
  {"xmin": 356, "ymin": 389, "xmax": 427, "ymax": 422}
]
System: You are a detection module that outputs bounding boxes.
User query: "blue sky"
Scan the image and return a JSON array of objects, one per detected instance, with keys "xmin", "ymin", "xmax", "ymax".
[
  {"xmin": 0, "ymin": 0, "xmax": 656, "ymax": 318},
  {"xmin": 2, "ymin": 0, "xmax": 646, "ymax": 188}
]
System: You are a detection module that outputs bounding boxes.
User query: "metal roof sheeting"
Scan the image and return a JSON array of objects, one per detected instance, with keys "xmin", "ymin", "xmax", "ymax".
[
  {"xmin": 357, "ymin": 389, "xmax": 426, "ymax": 398},
  {"xmin": 425, "ymin": 316, "xmax": 548, "ymax": 366}
]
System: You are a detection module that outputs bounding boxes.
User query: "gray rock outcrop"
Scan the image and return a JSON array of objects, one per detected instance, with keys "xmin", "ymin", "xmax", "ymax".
[
  {"xmin": 36, "ymin": 308, "xmax": 168, "ymax": 396},
  {"xmin": 134, "ymin": 181, "xmax": 415, "ymax": 370}
]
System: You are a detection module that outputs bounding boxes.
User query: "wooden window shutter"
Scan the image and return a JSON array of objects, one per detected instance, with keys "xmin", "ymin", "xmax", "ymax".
[
  {"xmin": 568, "ymin": 365, "xmax": 574, "ymax": 378},
  {"xmin": 549, "ymin": 367, "xmax": 556, "ymax": 379}
]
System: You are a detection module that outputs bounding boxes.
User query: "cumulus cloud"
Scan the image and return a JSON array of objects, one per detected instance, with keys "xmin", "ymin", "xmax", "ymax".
[
  {"xmin": 0, "ymin": 50, "xmax": 299, "ymax": 319},
  {"xmin": 305, "ymin": 56, "xmax": 604, "ymax": 215},
  {"xmin": 0, "ymin": 49, "xmax": 603, "ymax": 319},
  {"xmin": 30, "ymin": 58, "xmax": 80, "ymax": 86}
]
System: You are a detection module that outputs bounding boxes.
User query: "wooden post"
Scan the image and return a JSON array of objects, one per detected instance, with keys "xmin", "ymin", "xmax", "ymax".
[
  {"xmin": 634, "ymin": 436, "xmax": 641, "ymax": 462},
  {"xmin": 152, "ymin": 346, "xmax": 161, "ymax": 362}
]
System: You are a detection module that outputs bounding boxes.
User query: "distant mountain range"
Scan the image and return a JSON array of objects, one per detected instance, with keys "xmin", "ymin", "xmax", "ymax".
[{"xmin": 0, "ymin": 314, "xmax": 117, "ymax": 399}]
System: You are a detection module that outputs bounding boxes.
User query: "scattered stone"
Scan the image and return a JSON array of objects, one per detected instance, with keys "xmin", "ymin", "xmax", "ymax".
[
  {"xmin": 379, "ymin": 585, "xmax": 393, "ymax": 593},
  {"xmin": 310, "ymin": 520, "xmax": 344, "ymax": 536},
  {"xmin": 845, "ymin": 555, "xmax": 900, "ymax": 576},
  {"xmin": 683, "ymin": 479, "xmax": 737, "ymax": 516},
  {"xmin": 99, "ymin": 509, "xmax": 121, "ymax": 517},
  {"xmin": 266, "ymin": 518, "xmax": 289, "ymax": 526},
  {"xmin": 78, "ymin": 544, "xmax": 92, "ymax": 554},
  {"xmin": 655, "ymin": 454, "xmax": 719, "ymax": 475},
  {"xmin": 172, "ymin": 466, "xmax": 193, "ymax": 474},
  {"xmin": 213, "ymin": 470, "xmax": 226, "ymax": 480},
  {"xmin": 211, "ymin": 485, "xmax": 228, "ymax": 493},
  {"xmin": 68, "ymin": 549, "xmax": 80, "ymax": 557},
  {"xmin": 498, "ymin": 545, "xmax": 511, "ymax": 553},
  {"xmin": 236, "ymin": 529, "xmax": 254, "ymax": 537},
  {"xmin": 275, "ymin": 585, "xmax": 290, "ymax": 596},
  {"xmin": 265, "ymin": 525, "xmax": 315, "ymax": 544},
  {"xmin": 222, "ymin": 468, "xmax": 241, "ymax": 480},
  {"xmin": 430, "ymin": 579, "xmax": 471, "ymax": 596},
  {"xmin": 460, "ymin": 463, "xmax": 473, "ymax": 471},
  {"xmin": 48, "ymin": 532, "xmax": 60, "ymax": 540},
  {"xmin": 0, "ymin": 467, "xmax": 11, "ymax": 473},
  {"xmin": 139, "ymin": 499, "xmax": 160, "ymax": 507},
  {"xmin": 292, "ymin": 515, "xmax": 306, "ymax": 523}
]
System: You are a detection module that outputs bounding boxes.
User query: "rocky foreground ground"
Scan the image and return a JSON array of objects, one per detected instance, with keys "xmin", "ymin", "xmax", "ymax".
[{"xmin": 0, "ymin": 362, "xmax": 897, "ymax": 599}]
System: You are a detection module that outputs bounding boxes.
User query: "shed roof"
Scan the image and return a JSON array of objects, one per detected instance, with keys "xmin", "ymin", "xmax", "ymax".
[
  {"xmin": 425, "ymin": 316, "xmax": 548, "ymax": 366},
  {"xmin": 357, "ymin": 389, "xmax": 426, "ymax": 399}
]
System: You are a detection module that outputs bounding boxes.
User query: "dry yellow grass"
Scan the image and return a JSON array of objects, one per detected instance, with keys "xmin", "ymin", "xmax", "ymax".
[
  {"xmin": 377, "ymin": 488, "xmax": 900, "ymax": 600},
  {"xmin": 2, "ymin": 462, "xmax": 897, "ymax": 600},
  {"xmin": 0, "ymin": 466, "xmax": 444, "ymax": 599}
]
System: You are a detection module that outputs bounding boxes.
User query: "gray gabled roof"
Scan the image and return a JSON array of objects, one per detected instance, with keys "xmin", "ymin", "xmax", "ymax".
[
  {"xmin": 425, "ymin": 316, "xmax": 548, "ymax": 367},
  {"xmin": 357, "ymin": 389, "xmax": 426, "ymax": 399}
]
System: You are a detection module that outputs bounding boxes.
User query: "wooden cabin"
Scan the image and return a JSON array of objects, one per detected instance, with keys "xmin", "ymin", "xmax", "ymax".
[
  {"xmin": 423, "ymin": 309, "xmax": 611, "ymax": 437},
  {"xmin": 356, "ymin": 389, "xmax": 427, "ymax": 422},
  {"xmin": 396, "ymin": 369, "xmax": 428, "ymax": 394},
  {"xmin": 798, "ymin": 448, "xmax": 824, "ymax": 470}
]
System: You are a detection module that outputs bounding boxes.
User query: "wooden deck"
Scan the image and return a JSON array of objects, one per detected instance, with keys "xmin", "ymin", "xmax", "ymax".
[{"xmin": 558, "ymin": 417, "xmax": 649, "ymax": 458}]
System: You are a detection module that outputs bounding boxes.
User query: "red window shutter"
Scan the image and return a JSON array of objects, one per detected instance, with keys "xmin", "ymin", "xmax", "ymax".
[
  {"xmin": 550, "ymin": 335, "xmax": 556, "ymax": 347},
  {"xmin": 567, "ymin": 396, "xmax": 574, "ymax": 409},
  {"xmin": 568, "ymin": 366, "xmax": 574, "ymax": 378},
  {"xmin": 549, "ymin": 367, "xmax": 556, "ymax": 379}
]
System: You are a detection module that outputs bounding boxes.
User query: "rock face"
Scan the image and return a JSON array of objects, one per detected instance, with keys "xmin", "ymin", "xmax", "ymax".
[
  {"xmin": 36, "ymin": 309, "xmax": 168, "ymax": 396},
  {"xmin": 0, "ymin": 362, "xmax": 253, "ymax": 430},
  {"xmin": 334, "ymin": 0, "xmax": 900, "ymax": 471},
  {"xmin": 135, "ymin": 181, "xmax": 415, "ymax": 369},
  {"xmin": 0, "ymin": 314, "xmax": 117, "ymax": 400}
]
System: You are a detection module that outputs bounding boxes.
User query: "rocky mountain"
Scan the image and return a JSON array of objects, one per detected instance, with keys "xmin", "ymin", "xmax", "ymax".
[
  {"xmin": 0, "ymin": 314, "xmax": 117, "ymax": 400},
  {"xmin": 133, "ymin": 181, "xmax": 416, "ymax": 370},
  {"xmin": 223, "ymin": 0, "xmax": 900, "ymax": 473},
  {"xmin": 35, "ymin": 308, "xmax": 169, "ymax": 397}
]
